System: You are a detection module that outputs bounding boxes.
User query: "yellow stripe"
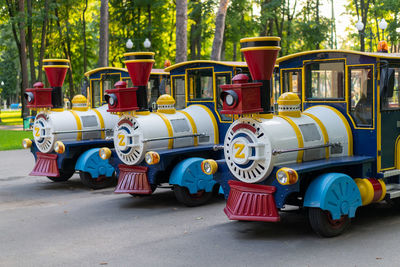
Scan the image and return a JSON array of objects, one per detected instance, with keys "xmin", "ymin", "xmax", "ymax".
[
  {"xmin": 240, "ymin": 46, "xmax": 281, "ymax": 52},
  {"xmin": 377, "ymin": 63, "xmax": 382, "ymax": 171},
  {"xmin": 395, "ymin": 135, "xmax": 400, "ymax": 169},
  {"xmin": 177, "ymin": 110, "xmax": 198, "ymax": 146},
  {"xmin": 303, "ymin": 112, "xmax": 330, "ymax": 159},
  {"xmin": 190, "ymin": 104, "xmax": 219, "ymax": 144},
  {"xmin": 165, "ymin": 60, "xmax": 247, "ymax": 72},
  {"xmin": 155, "ymin": 112, "xmax": 174, "ymax": 149},
  {"xmin": 240, "ymin": 36, "xmax": 281, "ymax": 43},
  {"xmin": 43, "ymin": 65, "xmax": 69, "ymax": 68},
  {"xmin": 43, "ymin": 59, "xmax": 69, "ymax": 63},
  {"xmin": 319, "ymin": 105, "xmax": 353, "ymax": 155},
  {"xmin": 123, "ymin": 59, "xmax": 155, "ymax": 64},
  {"xmin": 277, "ymin": 115, "xmax": 304, "ymax": 162},
  {"xmin": 123, "ymin": 52, "xmax": 155, "ymax": 57},
  {"xmin": 51, "ymin": 108, "xmax": 64, "ymax": 112},
  {"xmin": 92, "ymin": 109, "xmax": 105, "ymax": 139},
  {"xmin": 69, "ymin": 110, "xmax": 82, "ymax": 141}
]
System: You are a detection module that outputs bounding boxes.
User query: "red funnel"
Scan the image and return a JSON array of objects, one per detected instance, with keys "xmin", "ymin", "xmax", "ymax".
[
  {"xmin": 240, "ymin": 37, "xmax": 280, "ymax": 81},
  {"xmin": 43, "ymin": 59, "xmax": 69, "ymax": 87},
  {"xmin": 123, "ymin": 52, "xmax": 155, "ymax": 86}
]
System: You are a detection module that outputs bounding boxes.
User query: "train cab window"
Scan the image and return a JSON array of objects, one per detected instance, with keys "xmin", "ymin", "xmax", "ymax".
[
  {"xmin": 349, "ymin": 66, "xmax": 373, "ymax": 127},
  {"xmin": 282, "ymin": 69, "xmax": 302, "ymax": 99},
  {"xmin": 102, "ymin": 74, "xmax": 121, "ymax": 105},
  {"xmin": 123, "ymin": 78, "xmax": 133, "ymax": 88},
  {"xmin": 305, "ymin": 61, "xmax": 344, "ymax": 100},
  {"xmin": 172, "ymin": 76, "xmax": 185, "ymax": 109},
  {"xmin": 148, "ymin": 75, "xmax": 161, "ymax": 108},
  {"xmin": 381, "ymin": 67, "xmax": 400, "ymax": 110},
  {"xmin": 91, "ymin": 80, "xmax": 101, "ymax": 107},
  {"xmin": 187, "ymin": 68, "xmax": 214, "ymax": 101},
  {"xmin": 215, "ymin": 72, "xmax": 232, "ymax": 121}
]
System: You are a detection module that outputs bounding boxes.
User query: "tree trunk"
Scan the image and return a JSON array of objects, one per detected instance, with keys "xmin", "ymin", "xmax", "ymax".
[
  {"xmin": 38, "ymin": 0, "xmax": 49, "ymax": 83},
  {"xmin": 83, "ymin": 0, "xmax": 88, "ymax": 73},
  {"xmin": 147, "ymin": 4, "xmax": 151, "ymax": 42},
  {"xmin": 175, "ymin": 0, "xmax": 187, "ymax": 63},
  {"xmin": 64, "ymin": 8, "xmax": 74, "ymax": 98},
  {"xmin": 211, "ymin": 0, "xmax": 229, "ymax": 61},
  {"xmin": 18, "ymin": 0, "xmax": 29, "ymax": 117},
  {"xmin": 233, "ymin": 42, "xmax": 237, "ymax": 61},
  {"xmin": 27, "ymin": 0, "xmax": 35, "ymax": 86},
  {"xmin": 98, "ymin": 0, "xmax": 109, "ymax": 67}
]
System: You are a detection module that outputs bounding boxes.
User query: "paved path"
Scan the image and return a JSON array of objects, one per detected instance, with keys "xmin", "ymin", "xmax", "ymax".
[
  {"xmin": 0, "ymin": 124, "xmax": 24, "ymax": 131},
  {"xmin": 1, "ymin": 149, "xmax": 400, "ymax": 266}
]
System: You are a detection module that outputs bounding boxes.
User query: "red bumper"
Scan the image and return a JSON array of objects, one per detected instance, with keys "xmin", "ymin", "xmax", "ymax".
[
  {"xmin": 114, "ymin": 165, "xmax": 153, "ymax": 194},
  {"xmin": 30, "ymin": 152, "xmax": 59, "ymax": 177},
  {"xmin": 224, "ymin": 180, "xmax": 280, "ymax": 222}
]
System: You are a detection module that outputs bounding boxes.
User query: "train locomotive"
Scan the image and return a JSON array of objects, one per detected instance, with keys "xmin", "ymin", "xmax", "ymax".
[
  {"xmin": 22, "ymin": 60, "xmax": 121, "ymax": 189},
  {"xmin": 99, "ymin": 53, "xmax": 249, "ymax": 206},
  {"xmin": 201, "ymin": 37, "xmax": 400, "ymax": 237}
]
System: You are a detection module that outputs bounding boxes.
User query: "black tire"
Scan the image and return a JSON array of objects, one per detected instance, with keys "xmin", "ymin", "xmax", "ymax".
[
  {"xmin": 308, "ymin": 207, "xmax": 351, "ymax": 237},
  {"xmin": 47, "ymin": 170, "xmax": 75, "ymax": 182},
  {"xmin": 79, "ymin": 171, "xmax": 117, "ymax": 190},
  {"xmin": 174, "ymin": 185, "xmax": 214, "ymax": 207}
]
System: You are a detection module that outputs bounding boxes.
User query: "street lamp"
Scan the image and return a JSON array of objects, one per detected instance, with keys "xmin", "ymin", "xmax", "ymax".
[
  {"xmin": 355, "ymin": 20, "xmax": 364, "ymax": 32},
  {"xmin": 143, "ymin": 38, "xmax": 151, "ymax": 50},
  {"xmin": 126, "ymin": 39, "xmax": 133, "ymax": 50},
  {"xmin": 379, "ymin": 18, "xmax": 388, "ymax": 39}
]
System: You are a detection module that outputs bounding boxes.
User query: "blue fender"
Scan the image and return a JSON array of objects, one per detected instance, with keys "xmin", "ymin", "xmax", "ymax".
[
  {"xmin": 75, "ymin": 148, "xmax": 115, "ymax": 178},
  {"xmin": 303, "ymin": 173, "xmax": 362, "ymax": 220},
  {"xmin": 169, "ymin": 157, "xmax": 216, "ymax": 194}
]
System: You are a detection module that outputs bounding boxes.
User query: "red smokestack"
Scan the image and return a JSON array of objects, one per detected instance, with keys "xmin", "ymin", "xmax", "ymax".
[
  {"xmin": 43, "ymin": 59, "xmax": 70, "ymax": 109},
  {"xmin": 240, "ymin": 37, "xmax": 280, "ymax": 113},
  {"xmin": 123, "ymin": 52, "xmax": 155, "ymax": 111}
]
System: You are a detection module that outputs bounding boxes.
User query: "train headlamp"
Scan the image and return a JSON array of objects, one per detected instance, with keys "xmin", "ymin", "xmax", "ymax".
[
  {"xmin": 105, "ymin": 94, "xmax": 118, "ymax": 107},
  {"xmin": 99, "ymin": 147, "xmax": 112, "ymax": 160},
  {"xmin": 221, "ymin": 90, "xmax": 239, "ymax": 107},
  {"xmin": 24, "ymin": 92, "xmax": 34, "ymax": 104},
  {"xmin": 201, "ymin": 159, "xmax": 218, "ymax": 175},
  {"xmin": 145, "ymin": 151, "xmax": 160, "ymax": 165},
  {"xmin": 22, "ymin": 138, "xmax": 32, "ymax": 149},
  {"xmin": 276, "ymin": 167, "xmax": 298, "ymax": 185},
  {"xmin": 54, "ymin": 141, "xmax": 65, "ymax": 154}
]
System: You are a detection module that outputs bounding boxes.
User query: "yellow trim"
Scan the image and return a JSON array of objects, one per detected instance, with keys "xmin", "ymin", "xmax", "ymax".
[
  {"xmin": 277, "ymin": 115, "xmax": 304, "ymax": 162},
  {"xmin": 69, "ymin": 110, "xmax": 82, "ymax": 141},
  {"xmin": 51, "ymin": 108, "xmax": 64, "ymax": 112},
  {"xmin": 303, "ymin": 112, "xmax": 330, "ymax": 158},
  {"xmin": 165, "ymin": 60, "xmax": 247, "ymax": 72},
  {"xmin": 84, "ymin": 67, "xmax": 128, "ymax": 77},
  {"xmin": 191, "ymin": 104, "xmax": 219, "ymax": 144},
  {"xmin": 92, "ymin": 108, "xmax": 105, "ymax": 139},
  {"xmin": 43, "ymin": 65, "xmax": 69, "ymax": 69},
  {"xmin": 123, "ymin": 52, "xmax": 155, "ymax": 57},
  {"xmin": 177, "ymin": 110, "xmax": 198, "ymax": 146},
  {"xmin": 136, "ymin": 111, "xmax": 151, "ymax": 115},
  {"xmin": 43, "ymin": 59, "xmax": 69, "ymax": 63},
  {"xmin": 346, "ymin": 64, "xmax": 375, "ymax": 130},
  {"xmin": 276, "ymin": 49, "xmax": 400, "ymax": 64},
  {"xmin": 240, "ymin": 46, "xmax": 281, "ymax": 52},
  {"xmin": 315, "ymin": 105, "xmax": 353, "ymax": 155},
  {"xmin": 155, "ymin": 112, "xmax": 174, "ymax": 149},
  {"xmin": 394, "ymin": 135, "xmax": 400, "ymax": 169},
  {"xmin": 377, "ymin": 62, "xmax": 382, "ymax": 171},
  {"xmin": 123, "ymin": 59, "xmax": 155, "ymax": 64},
  {"xmin": 240, "ymin": 36, "xmax": 281, "ymax": 43}
]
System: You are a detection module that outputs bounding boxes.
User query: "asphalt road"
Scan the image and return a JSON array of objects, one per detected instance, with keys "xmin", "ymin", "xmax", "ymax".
[{"xmin": 2, "ymin": 149, "xmax": 400, "ymax": 266}]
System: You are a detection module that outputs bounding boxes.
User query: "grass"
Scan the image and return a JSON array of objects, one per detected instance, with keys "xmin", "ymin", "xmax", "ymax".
[{"xmin": 0, "ymin": 130, "xmax": 33, "ymax": 151}]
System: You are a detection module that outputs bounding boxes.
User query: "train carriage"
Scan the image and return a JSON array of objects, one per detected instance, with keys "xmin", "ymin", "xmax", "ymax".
[
  {"xmin": 99, "ymin": 55, "xmax": 250, "ymax": 206},
  {"xmin": 22, "ymin": 63, "xmax": 169, "ymax": 189},
  {"xmin": 202, "ymin": 37, "xmax": 400, "ymax": 237}
]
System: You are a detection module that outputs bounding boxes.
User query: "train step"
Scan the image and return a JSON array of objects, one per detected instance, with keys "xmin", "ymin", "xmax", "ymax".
[
  {"xmin": 385, "ymin": 184, "xmax": 400, "ymax": 199},
  {"xmin": 378, "ymin": 169, "xmax": 400, "ymax": 178}
]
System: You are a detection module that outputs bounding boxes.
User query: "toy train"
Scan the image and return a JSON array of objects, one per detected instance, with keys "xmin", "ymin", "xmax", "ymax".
[
  {"xmin": 98, "ymin": 53, "xmax": 250, "ymax": 206},
  {"xmin": 201, "ymin": 37, "xmax": 400, "ymax": 237},
  {"xmin": 23, "ymin": 61, "xmax": 169, "ymax": 189}
]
